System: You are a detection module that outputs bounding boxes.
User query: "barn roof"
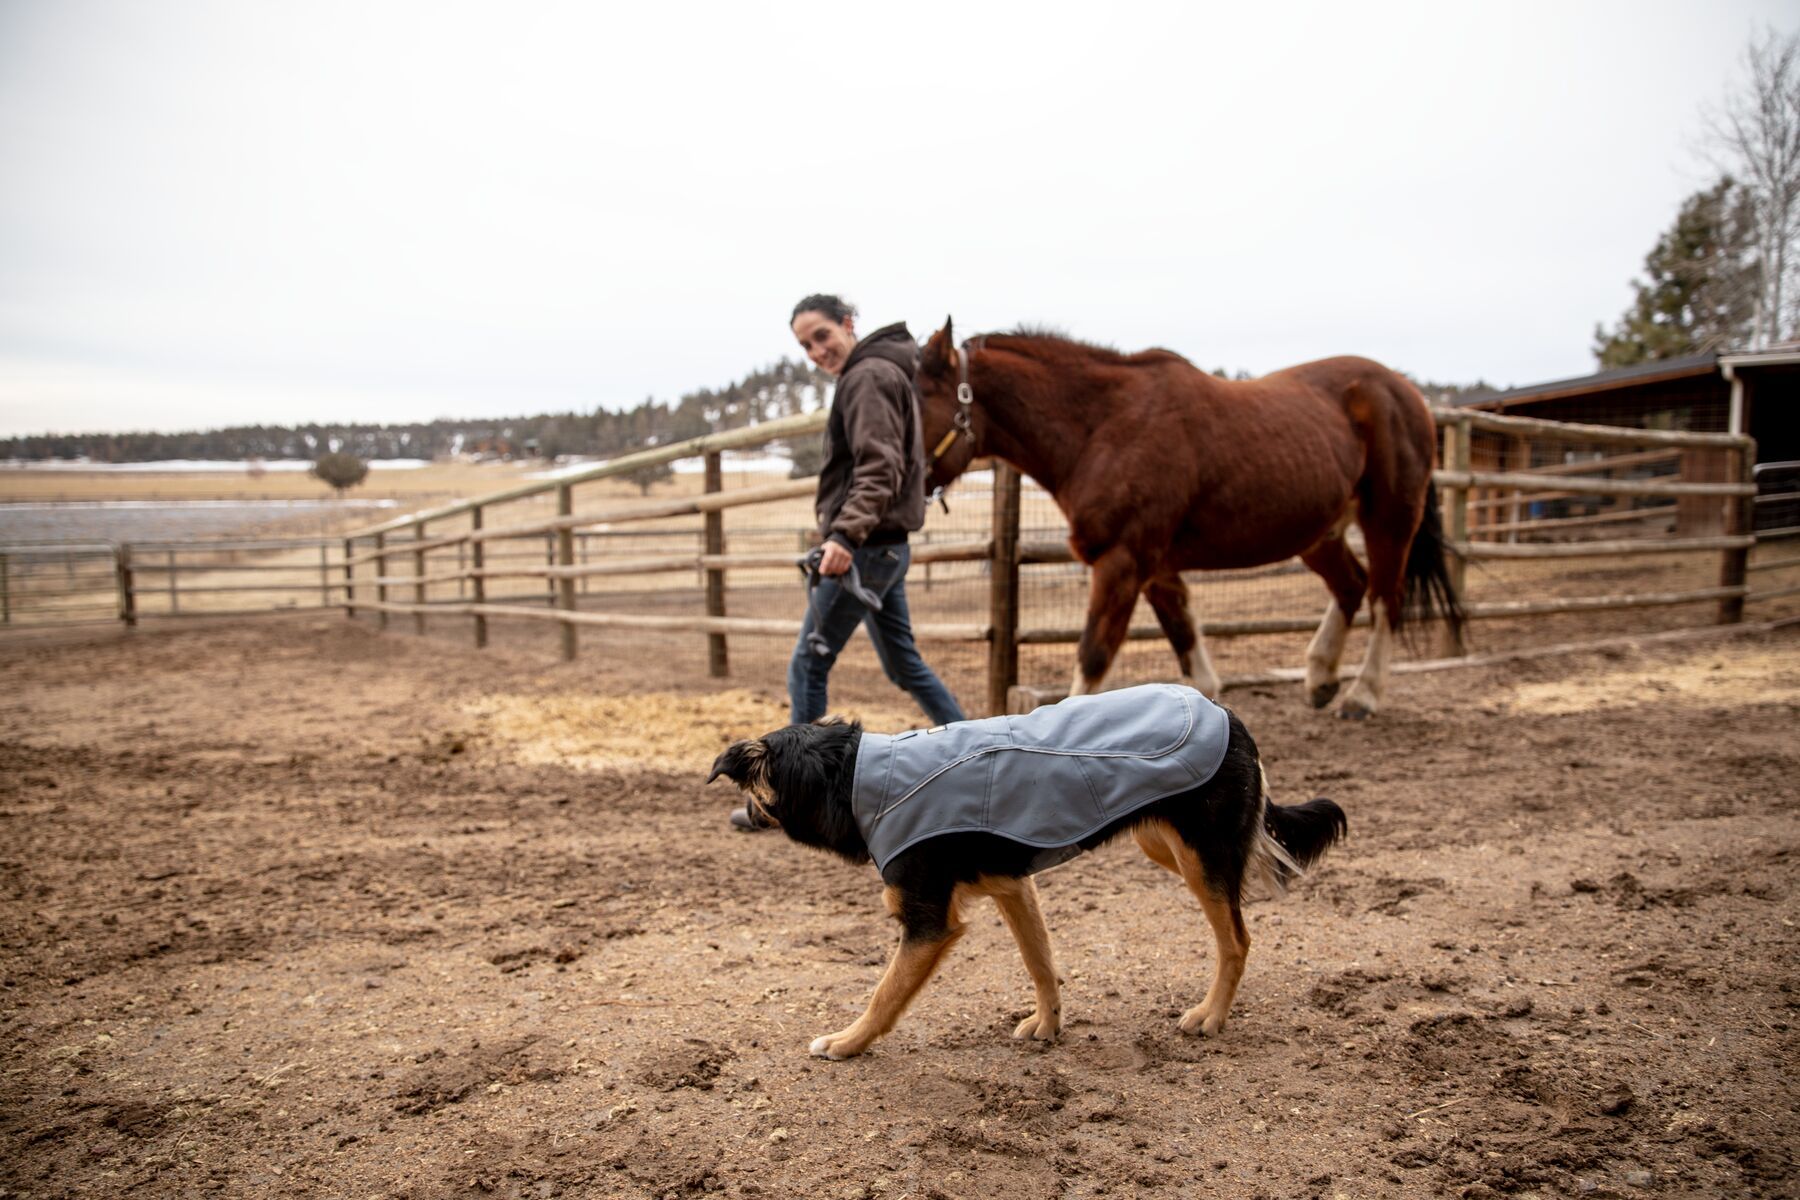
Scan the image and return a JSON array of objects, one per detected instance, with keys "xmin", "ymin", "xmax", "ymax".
[
  {"xmin": 1454, "ymin": 353, "xmax": 1719, "ymax": 410},
  {"xmin": 1456, "ymin": 347, "xmax": 1800, "ymax": 412}
]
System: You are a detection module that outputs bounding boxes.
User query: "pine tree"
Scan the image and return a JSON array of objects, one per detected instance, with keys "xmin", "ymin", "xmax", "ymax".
[{"xmin": 1594, "ymin": 178, "xmax": 1758, "ymax": 367}]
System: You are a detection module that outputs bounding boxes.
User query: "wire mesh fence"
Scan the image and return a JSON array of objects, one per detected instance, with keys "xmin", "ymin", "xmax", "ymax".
[{"xmin": 0, "ymin": 543, "xmax": 121, "ymax": 627}]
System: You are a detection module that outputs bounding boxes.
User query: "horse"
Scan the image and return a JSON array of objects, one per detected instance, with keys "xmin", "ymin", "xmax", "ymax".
[{"xmin": 914, "ymin": 320, "xmax": 1464, "ymax": 718}]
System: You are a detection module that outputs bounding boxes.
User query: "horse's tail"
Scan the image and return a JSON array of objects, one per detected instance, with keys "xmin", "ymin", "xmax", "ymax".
[{"xmin": 1400, "ymin": 480, "xmax": 1466, "ymax": 647}]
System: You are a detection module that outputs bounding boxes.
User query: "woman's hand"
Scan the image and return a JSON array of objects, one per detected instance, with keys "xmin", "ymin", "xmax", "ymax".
[{"xmin": 819, "ymin": 541, "xmax": 853, "ymax": 576}]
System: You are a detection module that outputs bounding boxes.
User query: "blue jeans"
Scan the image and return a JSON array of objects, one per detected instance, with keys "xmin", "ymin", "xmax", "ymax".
[{"xmin": 787, "ymin": 542, "xmax": 967, "ymax": 726}]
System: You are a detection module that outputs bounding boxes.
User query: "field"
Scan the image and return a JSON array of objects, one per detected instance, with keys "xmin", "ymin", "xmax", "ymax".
[
  {"xmin": 0, "ymin": 462, "xmax": 544, "ymax": 506},
  {"xmin": 3, "ymin": 613, "xmax": 1797, "ymax": 1200}
]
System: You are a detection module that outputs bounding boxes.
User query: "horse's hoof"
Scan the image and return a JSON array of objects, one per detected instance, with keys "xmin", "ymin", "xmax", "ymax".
[
  {"xmin": 1308, "ymin": 681, "xmax": 1340, "ymax": 709},
  {"xmin": 1336, "ymin": 700, "xmax": 1374, "ymax": 721}
]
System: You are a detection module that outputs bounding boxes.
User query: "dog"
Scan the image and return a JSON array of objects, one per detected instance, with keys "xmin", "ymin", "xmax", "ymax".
[{"xmin": 707, "ymin": 683, "xmax": 1345, "ymax": 1059}]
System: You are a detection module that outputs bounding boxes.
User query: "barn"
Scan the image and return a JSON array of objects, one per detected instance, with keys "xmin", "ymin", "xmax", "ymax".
[{"xmin": 1450, "ymin": 347, "xmax": 1800, "ymax": 536}]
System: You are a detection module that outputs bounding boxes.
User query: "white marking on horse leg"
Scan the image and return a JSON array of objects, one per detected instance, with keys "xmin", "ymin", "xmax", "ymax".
[
  {"xmin": 1184, "ymin": 620, "xmax": 1222, "ymax": 698},
  {"xmin": 1069, "ymin": 661, "xmax": 1098, "ymax": 697},
  {"xmin": 1150, "ymin": 575, "xmax": 1220, "ymax": 697},
  {"xmin": 1068, "ymin": 663, "xmax": 1085, "ymax": 697},
  {"xmin": 1338, "ymin": 599, "xmax": 1392, "ymax": 719},
  {"xmin": 1305, "ymin": 602, "xmax": 1349, "ymax": 707}
]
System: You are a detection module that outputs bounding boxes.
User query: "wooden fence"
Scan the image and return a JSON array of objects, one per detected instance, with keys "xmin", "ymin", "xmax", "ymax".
[{"xmin": 4, "ymin": 406, "xmax": 1794, "ymax": 715}]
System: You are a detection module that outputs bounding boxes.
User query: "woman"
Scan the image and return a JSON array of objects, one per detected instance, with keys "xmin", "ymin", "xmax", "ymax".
[{"xmin": 731, "ymin": 294, "xmax": 966, "ymax": 830}]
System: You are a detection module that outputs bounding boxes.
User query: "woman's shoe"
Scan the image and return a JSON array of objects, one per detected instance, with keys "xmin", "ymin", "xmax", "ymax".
[{"xmin": 729, "ymin": 805, "xmax": 771, "ymax": 832}]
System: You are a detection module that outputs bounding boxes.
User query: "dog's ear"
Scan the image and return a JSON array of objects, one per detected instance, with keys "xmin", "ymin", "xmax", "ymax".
[{"xmin": 707, "ymin": 738, "xmax": 767, "ymax": 786}]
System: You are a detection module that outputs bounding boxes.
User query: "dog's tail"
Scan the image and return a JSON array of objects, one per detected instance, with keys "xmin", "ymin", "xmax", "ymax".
[{"xmin": 1249, "ymin": 766, "xmax": 1348, "ymax": 897}]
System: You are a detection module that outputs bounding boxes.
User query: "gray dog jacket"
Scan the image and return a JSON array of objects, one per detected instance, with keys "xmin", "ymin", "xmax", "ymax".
[{"xmin": 851, "ymin": 683, "xmax": 1231, "ymax": 879}]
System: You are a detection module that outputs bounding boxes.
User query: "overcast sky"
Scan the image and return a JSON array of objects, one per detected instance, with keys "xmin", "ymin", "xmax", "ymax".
[{"xmin": 1, "ymin": 0, "xmax": 1794, "ymax": 438}]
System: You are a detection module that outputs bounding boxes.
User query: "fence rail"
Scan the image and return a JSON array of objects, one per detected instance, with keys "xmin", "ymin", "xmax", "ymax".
[{"xmin": 5, "ymin": 404, "xmax": 1795, "ymax": 715}]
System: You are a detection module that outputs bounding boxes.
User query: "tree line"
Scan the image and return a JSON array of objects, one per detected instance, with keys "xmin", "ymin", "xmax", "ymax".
[{"xmin": 2, "ymin": 359, "xmax": 833, "ymax": 464}]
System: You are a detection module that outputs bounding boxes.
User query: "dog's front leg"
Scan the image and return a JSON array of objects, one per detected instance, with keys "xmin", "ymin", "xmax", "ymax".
[
  {"xmin": 990, "ymin": 878, "xmax": 1062, "ymax": 1042},
  {"xmin": 810, "ymin": 931, "xmax": 962, "ymax": 1060}
]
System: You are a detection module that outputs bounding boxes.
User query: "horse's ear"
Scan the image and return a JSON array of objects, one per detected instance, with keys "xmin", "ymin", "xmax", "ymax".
[{"xmin": 920, "ymin": 317, "xmax": 954, "ymax": 378}]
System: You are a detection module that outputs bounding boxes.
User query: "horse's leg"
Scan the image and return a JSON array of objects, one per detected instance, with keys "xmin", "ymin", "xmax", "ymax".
[
  {"xmin": 1069, "ymin": 547, "xmax": 1141, "ymax": 697},
  {"xmin": 1298, "ymin": 536, "xmax": 1368, "ymax": 709},
  {"xmin": 1143, "ymin": 571, "xmax": 1222, "ymax": 697},
  {"xmin": 1337, "ymin": 526, "xmax": 1409, "ymax": 720}
]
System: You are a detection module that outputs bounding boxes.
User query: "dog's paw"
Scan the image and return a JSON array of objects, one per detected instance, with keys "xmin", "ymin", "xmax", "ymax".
[
  {"xmin": 1012, "ymin": 1008, "xmax": 1061, "ymax": 1042},
  {"xmin": 1178, "ymin": 1003, "xmax": 1228, "ymax": 1038},
  {"xmin": 808, "ymin": 1030, "xmax": 869, "ymax": 1060}
]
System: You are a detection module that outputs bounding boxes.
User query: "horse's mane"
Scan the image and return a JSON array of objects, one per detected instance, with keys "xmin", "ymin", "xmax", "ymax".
[{"xmin": 985, "ymin": 327, "xmax": 1189, "ymax": 368}]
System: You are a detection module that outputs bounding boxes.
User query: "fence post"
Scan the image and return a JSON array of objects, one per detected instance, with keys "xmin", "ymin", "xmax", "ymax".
[
  {"xmin": 167, "ymin": 549, "xmax": 179, "ymax": 615},
  {"xmin": 1718, "ymin": 438, "xmax": 1754, "ymax": 625},
  {"xmin": 319, "ymin": 542, "xmax": 330, "ymax": 609},
  {"xmin": 545, "ymin": 532, "xmax": 557, "ymax": 609},
  {"xmin": 704, "ymin": 451, "xmax": 728, "ymax": 677},
  {"xmin": 987, "ymin": 462, "xmax": 1022, "ymax": 716},
  {"xmin": 471, "ymin": 506, "xmax": 488, "ymax": 649},
  {"xmin": 1440, "ymin": 415, "xmax": 1471, "ymax": 656},
  {"xmin": 343, "ymin": 538, "xmax": 356, "ymax": 618},
  {"xmin": 557, "ymin": 484, "xmax": 577, "ymax": 660},
  {"xmin": 375, "ymin": 532, "xmax": 389, "ymax": 630},
  {"xmin": 0, "ymin": 552, "xmax": 8, "ymax": 624},
  {"xmin": 116, "ymin": 544, "xmax": 137, "ymax": 628},
  {"xmin": 413, "ymin": 520, "xmax": 428, "ymax": 634}
]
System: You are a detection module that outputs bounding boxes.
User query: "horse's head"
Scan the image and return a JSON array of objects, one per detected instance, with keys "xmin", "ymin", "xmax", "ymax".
[{"xmin": 915, "ymin": 317, "xmax": 983, "ymax": 493}]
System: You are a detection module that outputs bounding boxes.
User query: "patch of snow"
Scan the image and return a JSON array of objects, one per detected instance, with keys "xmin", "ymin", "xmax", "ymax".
[
  {"xmin": 672, "ymin": 451, "xmax": 792, "ymax": 475},
  {"xmin": 526, "ymin": 450, "xmax": 796, "ymax": 480}
]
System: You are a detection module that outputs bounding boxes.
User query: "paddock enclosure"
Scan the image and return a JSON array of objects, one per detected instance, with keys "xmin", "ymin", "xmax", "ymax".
[
  {"xmin": 5, "ymin": 405, "xmax": 1798, "ymax": 716},
  {"xmin": 3, "ymin": 407, "xmax": 1799, "ymax": 1200}
]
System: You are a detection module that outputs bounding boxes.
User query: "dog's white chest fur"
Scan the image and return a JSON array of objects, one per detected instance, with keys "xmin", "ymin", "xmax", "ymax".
[{"xmin": 852, "ymin": 684, "xmax": 1231, "ymax": 877}]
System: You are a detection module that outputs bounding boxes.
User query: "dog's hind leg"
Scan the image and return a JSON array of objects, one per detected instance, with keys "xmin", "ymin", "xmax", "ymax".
[
  {"xmin": 1171, "ymin": 844, "xmax": 1251, "ymax": 1038},
  {"xmin": 987, "ymin": 877, "xmax": 1062, "ymax": 1041},
  {"xmin": 1132, "ymin": 822, "xmax": 1182, "ymax": 875},
  {"xmin": 1133, "ymin": 822, "xmax": 1248, "ymax": 1035},
  {"xmin": 809, "ymin": 887, "xmax": 965, "ymax": 1060}
]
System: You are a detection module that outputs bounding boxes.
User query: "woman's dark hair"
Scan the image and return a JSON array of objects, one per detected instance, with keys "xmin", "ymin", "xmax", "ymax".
[{"xmin": 791, "ymin": 293, "xmax": 857, "ymax": 325}]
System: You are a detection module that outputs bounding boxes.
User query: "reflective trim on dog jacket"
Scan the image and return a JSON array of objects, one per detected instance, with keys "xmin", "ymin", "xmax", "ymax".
[{"xmin": 852, "ymin": 683, "xmax": 1231, "ymax": 879}]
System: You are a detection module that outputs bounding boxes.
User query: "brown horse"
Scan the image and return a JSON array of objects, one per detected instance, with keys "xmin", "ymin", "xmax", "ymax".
[{"xmin": 915, "ymin": 321, "xmax": 1463, "ymax": 717}]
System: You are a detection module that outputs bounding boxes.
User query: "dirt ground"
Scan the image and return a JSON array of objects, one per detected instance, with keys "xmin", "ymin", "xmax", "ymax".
[{"xmin": 2, "ymin": 617, "xmax": 1797, "ymax": 1200}]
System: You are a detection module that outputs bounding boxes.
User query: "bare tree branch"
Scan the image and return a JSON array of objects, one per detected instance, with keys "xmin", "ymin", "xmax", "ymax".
[{"xmin": 1701, "ymin": 27, "xmax": 1800, "ymax": 347}]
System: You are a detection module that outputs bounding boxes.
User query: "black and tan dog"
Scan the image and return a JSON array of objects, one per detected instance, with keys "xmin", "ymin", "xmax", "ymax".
[{"xmin": 708, "ymin": 689, "xmax": 1346, "ymax": 1060}]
